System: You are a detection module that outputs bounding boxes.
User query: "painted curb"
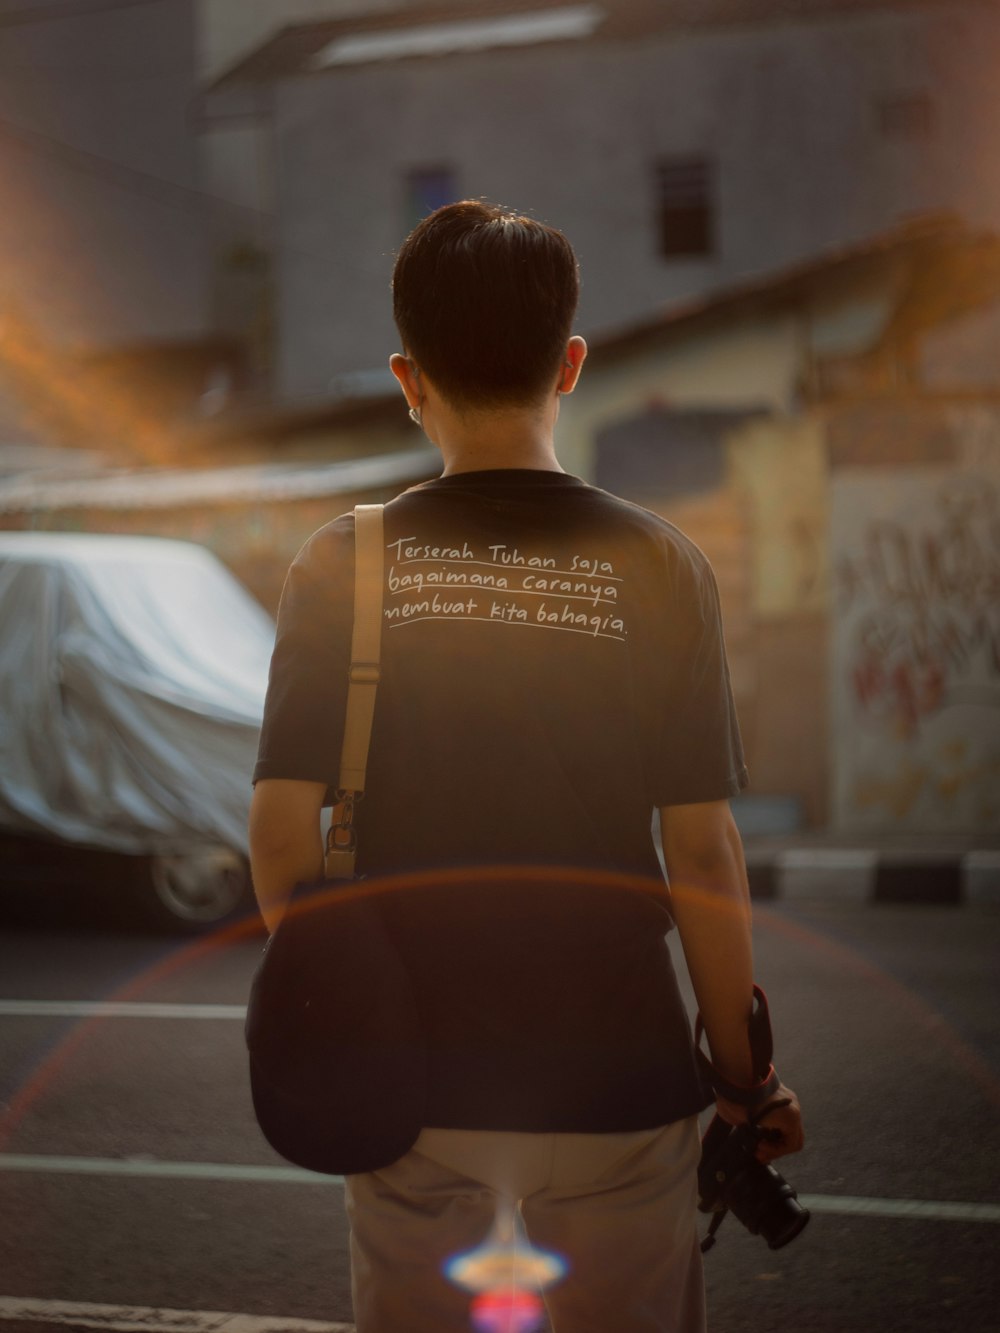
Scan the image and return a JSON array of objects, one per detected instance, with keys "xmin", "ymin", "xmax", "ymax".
[{"xmin": 744, "ymin": 851, "xmax": 1000, "ymax": 905}]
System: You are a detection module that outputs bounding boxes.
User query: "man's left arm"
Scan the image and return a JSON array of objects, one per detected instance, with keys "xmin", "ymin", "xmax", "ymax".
[
  {"xmin": 661, "ymin": 799, "xmax": 804, "ymax": 1164},
  {"xmin": 249, "ymin": 778, "xmax": 327, "ymax": 933}
]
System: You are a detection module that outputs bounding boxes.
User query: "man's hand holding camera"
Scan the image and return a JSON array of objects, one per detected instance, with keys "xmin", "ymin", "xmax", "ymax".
[
  {"xmin": 715, "ymin": 1081, "xmax": 805, "ymax": 1165},
  {"xmin": 695, "ymin": 986, "xmax": 809, "ymax": 1251}
]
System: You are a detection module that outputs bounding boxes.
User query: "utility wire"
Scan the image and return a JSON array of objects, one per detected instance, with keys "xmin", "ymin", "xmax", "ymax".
[{"xmin": 1, "ymin": 109, "xmax": 227, "ymax": 215}]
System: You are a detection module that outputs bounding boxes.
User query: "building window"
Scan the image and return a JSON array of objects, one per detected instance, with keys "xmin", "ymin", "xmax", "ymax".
[
  {"xmin": 877, "ymin": 94, "xmax": 934, "ymax": 141},
  {"xmin": 655, "ymin": 157, "xmax": 715, "ymax": 259},
  {"xmin": 404, "ymin": 166, "xmax": 457, "ymax": 235}
]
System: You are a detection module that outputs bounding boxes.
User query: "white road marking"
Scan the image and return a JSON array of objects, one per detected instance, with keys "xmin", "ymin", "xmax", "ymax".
[
  {"xmin": 0, "ymin": 1001, "xmax": 246, "ymax": 1020},
  {"xmin": 0, "ymin": 1154, "xmax": 341, "ymax": 1185},
  {"xmin": 0, "ymin": 1296, "xmax": 353, "ymax": 1332},
  {"xmin": 798, "ymin": 1193, "xmax": 1000, "ymax": 1222},
  {"xmin": 1, "ymin": 1154, "xmax": 998, "ymax": 1224}
]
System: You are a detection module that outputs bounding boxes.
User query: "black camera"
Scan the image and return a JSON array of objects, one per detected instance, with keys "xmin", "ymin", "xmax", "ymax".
[{"xmin": 697, "ymin": 1111, "xmax": 810, "ymax": 1252}]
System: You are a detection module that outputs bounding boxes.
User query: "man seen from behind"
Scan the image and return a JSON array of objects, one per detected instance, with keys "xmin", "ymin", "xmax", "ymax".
[{"xmin": 249, "ymin": 201, "xmax": 805, "ymax": 1333}]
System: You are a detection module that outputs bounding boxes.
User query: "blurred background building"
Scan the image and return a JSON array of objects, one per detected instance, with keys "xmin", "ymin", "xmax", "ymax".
[
  {"xmin": 201, "ymin": 0, "xmax": 997, "ymax": 401},
  {"xmin": 1, "ymin": 0, "xmax": 998, "ymax": 838}
]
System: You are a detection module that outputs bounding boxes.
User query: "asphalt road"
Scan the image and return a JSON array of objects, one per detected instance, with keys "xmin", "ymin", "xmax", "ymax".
[{"xmin": 0, "ymin": 888, "xmax": 997, "ymax": 1333}]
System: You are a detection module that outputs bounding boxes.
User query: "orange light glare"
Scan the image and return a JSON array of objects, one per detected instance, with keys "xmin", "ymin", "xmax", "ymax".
[{"xmin": 470, "ymin": 1288, "xmax": 546, "ymax": 1333}]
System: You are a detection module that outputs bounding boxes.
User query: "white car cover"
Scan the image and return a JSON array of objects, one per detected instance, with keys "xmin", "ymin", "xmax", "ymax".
[{"xmin": 0, "ymin": 533, "xmax": 276, "ymax": 855}]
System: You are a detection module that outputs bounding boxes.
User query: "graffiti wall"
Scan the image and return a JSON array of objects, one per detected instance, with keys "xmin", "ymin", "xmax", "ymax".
[{"xmin": 831, "ymin": 467, "xmax": 1000, "ymax": 832}]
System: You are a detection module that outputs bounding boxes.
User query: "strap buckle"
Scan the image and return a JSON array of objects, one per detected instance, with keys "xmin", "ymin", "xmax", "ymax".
[
  {"xmin": 326, "ymin": 790, "xmax": 360, "ymax": 859},
  {"xmin": 327, "ymin": 822, "xmax": 357, "ymax": 855}
]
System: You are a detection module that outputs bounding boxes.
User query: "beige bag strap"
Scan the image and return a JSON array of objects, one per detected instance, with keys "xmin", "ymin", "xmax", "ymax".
[{"xmin": 325, "ymin": 503, "xmax": 384, "ymax": 880}]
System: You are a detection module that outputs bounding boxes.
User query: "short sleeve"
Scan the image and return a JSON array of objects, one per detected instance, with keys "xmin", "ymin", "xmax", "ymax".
[
  {"xmin": 648, "ymin": 544, "xmax": 749, "ymax": 807},
  {"xmin": 252, "ymin": 516, "xmax": 354, "ymax": 798}
]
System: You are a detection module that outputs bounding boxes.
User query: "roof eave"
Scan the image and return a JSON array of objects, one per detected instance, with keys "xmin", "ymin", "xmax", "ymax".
[{"xmin": 586, "ymin": 214, "xmax": 982, "ymax": 361}]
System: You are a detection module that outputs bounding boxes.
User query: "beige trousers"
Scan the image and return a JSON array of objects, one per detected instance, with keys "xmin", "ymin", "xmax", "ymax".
[{"xmin": 344, "ymin": 1117, "xmax": 706, "ymax": 1333}]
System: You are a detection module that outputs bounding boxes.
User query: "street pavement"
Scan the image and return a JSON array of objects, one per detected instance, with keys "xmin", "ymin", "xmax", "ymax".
[{"xmin": 0, "ymin": 887, "xmax": 997, "ymax": 1333}]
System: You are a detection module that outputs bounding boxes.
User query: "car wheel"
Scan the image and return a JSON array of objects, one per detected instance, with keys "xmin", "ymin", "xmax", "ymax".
[{"xmin": 138, "ymin": 847, "xmax": 254, "ymax": 934}]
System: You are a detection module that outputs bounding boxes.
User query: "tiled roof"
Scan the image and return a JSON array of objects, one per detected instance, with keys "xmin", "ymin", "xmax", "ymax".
[{"xmin": 208, "ymin": 0, "xmax": 964, "ymax": 88}]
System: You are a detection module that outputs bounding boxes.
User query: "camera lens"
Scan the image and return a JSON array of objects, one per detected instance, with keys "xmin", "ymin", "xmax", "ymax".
[
  {"xmin": 755, "ymin": 1169, "xmax": 811, "ymax": 1250},
  {"xmin": 697, "ymin": 1117, "xmax": 810, "ymax": 1252}
]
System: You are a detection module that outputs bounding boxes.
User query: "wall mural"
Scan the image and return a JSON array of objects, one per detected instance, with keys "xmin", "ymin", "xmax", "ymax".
[{"xmin": 831, "ymin": 467, "xmax": 1000, "ymax": 831}]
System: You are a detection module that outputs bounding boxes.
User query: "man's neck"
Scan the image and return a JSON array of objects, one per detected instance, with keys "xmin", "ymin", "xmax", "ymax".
[{"xmin": 434, "ymin": 409, "xmax": 564, "ymax": 477}]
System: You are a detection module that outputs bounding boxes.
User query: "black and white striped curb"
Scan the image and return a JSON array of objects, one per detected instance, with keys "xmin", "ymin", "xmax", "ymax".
[{"xmin": 743, "ymin": 850, "xmax": 1000, "ymax": 905}]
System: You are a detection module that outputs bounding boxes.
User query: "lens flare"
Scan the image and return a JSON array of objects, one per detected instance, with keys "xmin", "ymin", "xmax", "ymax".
[
  {"xmin": 445, "ymin": 1203, "xmax": 566, "ymax": 1333},
  {"xmin": 469, "ymin": 1288, "xmax": 546, "ymax": 1333}
]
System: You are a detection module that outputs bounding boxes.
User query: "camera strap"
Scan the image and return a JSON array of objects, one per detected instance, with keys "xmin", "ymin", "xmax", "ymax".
[
  {"xmin": 325, "ymin": 503, "xmax": 385, "ymax": 881},
  {"xmin": 694, "ymin": 984, "xmax": 781, "ymax": 1108},
  {"xmin": 701, "ymin": 1208, "xmax": 728, "ymax": 1253}
]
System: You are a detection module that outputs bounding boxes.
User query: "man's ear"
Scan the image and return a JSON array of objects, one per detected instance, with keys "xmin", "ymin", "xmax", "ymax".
[
  {"xmin": 559, "ymin": 336, "xmax": 588, "ymax": 394},
  {"xmin": 389, "ymin": 353, "xmax": 421, "ymax": 409}
]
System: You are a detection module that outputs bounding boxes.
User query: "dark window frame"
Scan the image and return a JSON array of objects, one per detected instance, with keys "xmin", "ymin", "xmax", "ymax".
[
  {"xmin": 403, "ymin": 165, "xmax": 459, "ymax": 235},
  {"xmin": 654, "ymin": 156, "xmax": 716, "ymax": 260}
]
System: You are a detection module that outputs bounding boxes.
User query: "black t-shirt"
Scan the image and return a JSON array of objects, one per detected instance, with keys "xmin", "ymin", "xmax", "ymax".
[{"xmin": 254, "ymin": 469, "xmax": 747, "ymax": 1131}]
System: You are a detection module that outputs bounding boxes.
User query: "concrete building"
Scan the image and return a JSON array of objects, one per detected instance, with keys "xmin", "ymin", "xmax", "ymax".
[
  {"xmin": 0, "ymin": 0, "xmax": 207, "ymax": 352},
  {"xmin": 203, "ymin": 0, "xmax": 999, "ymax": 404},
  {"xmin": 6, "ymin": 213, "xmax": 997, "ymax": 835},
  {"xmin": 556, "ymin": 213, "xmax": 1000, "ymax": 836},
  {"xmin": 0, "ymin": 0, "xmax": 224, "ymax": 461}
]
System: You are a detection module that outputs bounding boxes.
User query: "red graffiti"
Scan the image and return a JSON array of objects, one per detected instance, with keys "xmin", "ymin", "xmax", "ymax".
[
  {"xmin": 840, "ymin": 477, "xmax": 1000, "ymax": 735},
  {"xmin": 852, "ymin": 648, "xmax": 946, "ymax": 736}
]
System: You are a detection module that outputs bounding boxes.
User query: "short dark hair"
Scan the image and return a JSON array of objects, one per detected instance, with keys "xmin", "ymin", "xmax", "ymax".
[{"xmin": 392, "ymin": 200, "xmax": 580, "ymax": 411}]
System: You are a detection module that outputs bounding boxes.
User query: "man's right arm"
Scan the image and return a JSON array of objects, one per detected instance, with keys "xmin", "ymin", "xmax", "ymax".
[
  {"xmin": 249, "ymin": 778, "xmax": 326, "ymax": 934},
  {"xmin": 659, "ymin": 798, "xmax": 804, "ymax": 1162}
]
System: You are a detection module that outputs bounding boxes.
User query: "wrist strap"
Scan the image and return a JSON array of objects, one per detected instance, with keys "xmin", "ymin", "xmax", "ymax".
[
  {"xmin": 695, "ymin": 984, "xmax": 781, "ymax": 1108},
  {"xmin": 698, "ymin": 1054, "xmax": 781, "ymax": 1108},
  {"xmin": 325, "ymin": 503, "xmax": 384, "ymax": 880}
]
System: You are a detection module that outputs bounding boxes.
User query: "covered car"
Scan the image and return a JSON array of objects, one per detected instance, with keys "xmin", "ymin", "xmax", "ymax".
[{"xmin": 0, "ymin": 532, "xmax": 275, "ymax": 929}]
